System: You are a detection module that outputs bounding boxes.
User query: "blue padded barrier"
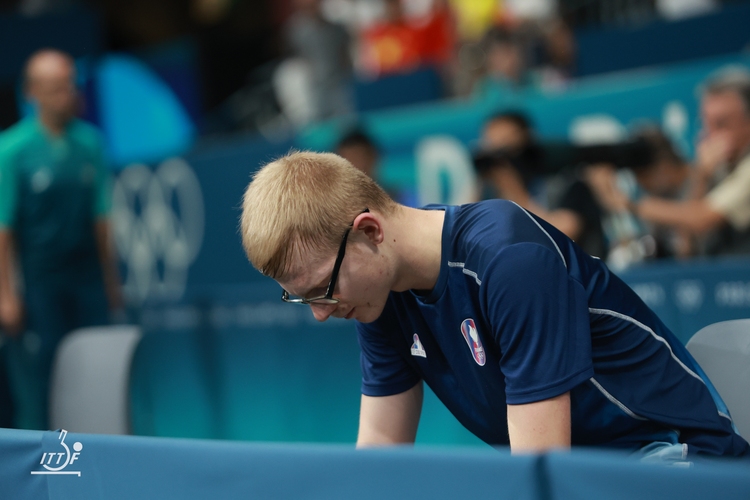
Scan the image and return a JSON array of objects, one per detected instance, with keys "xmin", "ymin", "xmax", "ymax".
[
  {"xmin": 545, "ymin": 448, "xmax": 750, "ymax": 500},
  {"xmin": 0, "ymin": 429, "xmax": 49, "ymax": 500},
  {"xmin": 2, "ymin": 428, "xmax": 749, "ymax": 500},
  {"xmin": 1, "ymin": 429, "xmax": 540, "ymax": 500}
]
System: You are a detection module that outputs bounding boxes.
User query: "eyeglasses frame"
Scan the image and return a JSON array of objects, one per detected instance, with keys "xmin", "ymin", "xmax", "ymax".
[{"xmin": 281, "ymin": 208, "xmax": 369, "ymax": 305}]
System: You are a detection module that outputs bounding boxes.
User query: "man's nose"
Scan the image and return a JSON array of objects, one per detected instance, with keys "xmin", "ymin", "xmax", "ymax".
[{"xmin": 310, "ymin": 302, "xmax": 336, "ymax": 322}]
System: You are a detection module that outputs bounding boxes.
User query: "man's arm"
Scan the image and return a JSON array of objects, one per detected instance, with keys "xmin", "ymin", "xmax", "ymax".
[
  {"xmin": 94, "ymin": 219, "xmax": 123, "ymax": 311},
  {"xmin": 507, "ymin": 391, "xmax": 571, "ymax": 453},
  {"xmin": 633, "ymin": 197, "xmax": 726, "ymax": 235},
  {"xmin": 357, "ymin": 381, "xmax": 423, "ymax": 447},
  {"xmin": 0, "ymin": 229, "xmax": 23, "ymax": 336}
]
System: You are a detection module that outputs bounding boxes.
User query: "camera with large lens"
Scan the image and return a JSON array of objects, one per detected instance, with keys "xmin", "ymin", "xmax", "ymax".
[{"xmin": 472, "ymin": 138, "xmax": 655, "ymax": 176}]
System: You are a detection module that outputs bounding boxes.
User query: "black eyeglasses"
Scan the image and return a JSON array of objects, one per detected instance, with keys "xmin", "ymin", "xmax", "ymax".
[{"xmin": 281, "ymin": 209, "xmax": 369, "ymax": 305}]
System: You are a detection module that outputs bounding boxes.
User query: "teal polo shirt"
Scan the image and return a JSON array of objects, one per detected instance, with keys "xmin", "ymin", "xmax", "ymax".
[{"xmin": 0, "ymin": 117, "xmax": 111, "ymax": 282}]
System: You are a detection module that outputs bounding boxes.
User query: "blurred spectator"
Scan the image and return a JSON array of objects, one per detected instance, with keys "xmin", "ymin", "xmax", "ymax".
[
  {"xmin": 0, "ymin": 49, "xmax": 121, "ymax": 429},
  {"xmin": 281, "ymin": 0, "xmax": 353, "ymax": 123},
  {"xmin": 456, "ymin": 8, "xmax": 579, "ymax": 97},
  {"xmin": 621, "ymin": 68, "xmax": 750, "ymax": 256},
  {"xmin": 472, "ymin": 27, "xmax": 531, "ymax": 98},
  {"xmin": 335, "ymin": 126, "xmax": 415, "ymax": 205},
  {"xmin": 475, "ymin": 110, "xmax": 607, "ymax": 258},
  {"xmin": 336, "ymin": 127, "xmax": 380, "ymax": 178},
  {"xmin": 531, "ymin": 18, "xmax": 576, "ymax": 90}
]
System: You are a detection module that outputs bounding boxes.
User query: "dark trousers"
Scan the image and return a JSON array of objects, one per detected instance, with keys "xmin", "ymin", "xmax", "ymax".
[
  {"xmin": 0, "ymin": 342, "xmax": 13, "ymax": 427},
  {"xmin": 3, "ymin": 278, "xmax": 108, "ymax": 430}
]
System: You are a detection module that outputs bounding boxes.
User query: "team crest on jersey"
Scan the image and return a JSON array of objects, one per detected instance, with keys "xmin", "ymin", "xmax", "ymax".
[
  {"xmin": 460, "ymin": 319, "xmax": 486, "ymax": 366},
  {"xmin": 410, "ymin": 334, "xmax": 426, "ymax": 358}
]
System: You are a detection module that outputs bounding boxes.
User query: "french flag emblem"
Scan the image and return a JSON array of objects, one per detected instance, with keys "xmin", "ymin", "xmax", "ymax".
[{"xmin": 460, "ymin": 318, "xmax": 486, "ymax": 366}]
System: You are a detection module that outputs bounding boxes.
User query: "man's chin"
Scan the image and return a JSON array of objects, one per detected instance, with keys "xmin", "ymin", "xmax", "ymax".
[{"xmin": 353, "ymin": 306, "xmax": 385, "ymax": 324}]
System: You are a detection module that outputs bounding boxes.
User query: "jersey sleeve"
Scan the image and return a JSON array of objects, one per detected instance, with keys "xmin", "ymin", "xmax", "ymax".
[
  {"xmin": 0, "ymin": 138, "xmax": 19, "ymax": 229},
  {"xmin": 356, "ymin": 309, "xmax": 421, "ymax": 397},
  {"xmin": 480, "ymin": 242, "xmax": 594, "ymax": 405}
]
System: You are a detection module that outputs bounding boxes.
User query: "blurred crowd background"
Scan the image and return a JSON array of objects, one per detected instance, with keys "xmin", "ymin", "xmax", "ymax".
[
  {"xmin": 0, "ymin": 0, "xmax": 740, "ymax": 133},
  {"xmin": 2, "ymin": 0, "xmax": 750, "ymax": 443}
]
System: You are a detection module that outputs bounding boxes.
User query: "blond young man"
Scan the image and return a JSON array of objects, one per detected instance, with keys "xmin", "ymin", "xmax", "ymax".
[{"xmin": 241, "ymin": 151, "xmax": 749, "ymax": 460}]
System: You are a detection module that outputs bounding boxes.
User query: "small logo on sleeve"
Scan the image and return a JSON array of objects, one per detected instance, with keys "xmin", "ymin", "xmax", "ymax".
[
  {"xmin": 410, "ymin": 334, "xmax": 427, "ymax": 358},
  {"xmin": 460, "ymin": 319, "xmax": 486, "ymax": 366}
]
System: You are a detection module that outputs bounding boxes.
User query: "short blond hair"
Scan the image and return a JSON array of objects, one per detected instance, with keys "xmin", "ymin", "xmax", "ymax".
[{"xmin": 240, "ymin": 151, "xmax": 398, "ymax": 279}]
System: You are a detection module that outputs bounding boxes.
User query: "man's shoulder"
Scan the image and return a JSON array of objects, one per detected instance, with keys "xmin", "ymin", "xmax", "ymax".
[
  {"xmin": 733, "ymin": 152, "xmax": 750, "ymax": 174},
  {"xmin": 452, "ymin": 199, "xmax": 520, "ymax": 232},
  {"xmin": 0, "ymin": 119, "xmax": 39, "ymax": 157},
  {"xmin": 708, "ymin": 152, "xmax": 750, "ymax": 196},
  {"xmin": 452, "ymin": 200, "xmax": 547, "ymax": 251}
]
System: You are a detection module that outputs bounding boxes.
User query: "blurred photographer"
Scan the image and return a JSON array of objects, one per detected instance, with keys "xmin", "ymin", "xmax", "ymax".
[
  {"xmin": 630, "ymin": 128, "xmax": 693, "ymax": 258},
  {"xmin": 586, "ymin": 128, "xmax": 693, "ymax": 269},
  {"xmin": 474, "ymin": 111, "xmax": 607, "ymax": 259}
]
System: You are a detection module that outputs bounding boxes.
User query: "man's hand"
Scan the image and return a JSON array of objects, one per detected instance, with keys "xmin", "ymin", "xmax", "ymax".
[
  {"xmin": 0, "ymin": 292, "xmax": 23, "ymax": 337},
  {"xmin": 584, "ymin": 163, "xmax": 629, "ymax": 213},
  {"xmin": 0, "ymin": 230, "xmax": 22, "ymax": 337},
  {"xmin": 696, "ymin": 133, "xmax": 732, "ymax": 179},
  {"xmin": 507, "ymin": 392, "xmax": 571, "ymax": 453}
]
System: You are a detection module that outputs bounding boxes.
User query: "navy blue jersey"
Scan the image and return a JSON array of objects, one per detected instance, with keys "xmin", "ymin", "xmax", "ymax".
[{"xmin": 357, "ymin": 200, "xmax": 749, "ymax": 457}]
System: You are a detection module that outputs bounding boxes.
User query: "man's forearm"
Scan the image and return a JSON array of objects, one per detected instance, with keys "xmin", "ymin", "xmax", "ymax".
[
  {"xmin": 507, "ymin": 392, "xmax": 571, "ymax": 453},
  {"xmin": 357, "ymin": 382, "xmax": 423, "ymax": 447},
  {"xmin": 0, "ymin": 229, "xmax": 24, "ymax": 335},
  {"xmin": 633, "ymin": 197, "xmax": 726, "ymax": 235}
]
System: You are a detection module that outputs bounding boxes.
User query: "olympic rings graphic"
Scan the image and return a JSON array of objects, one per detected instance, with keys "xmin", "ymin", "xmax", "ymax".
[{"xmin": 112, "ymin": 158, "xmax": 204, "ymax": 304}]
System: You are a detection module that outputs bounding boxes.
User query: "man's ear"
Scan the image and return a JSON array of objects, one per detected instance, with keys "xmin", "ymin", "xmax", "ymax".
[{"xmin": 354, "ymin": 212, "xmax": 384, "ymax": 246}]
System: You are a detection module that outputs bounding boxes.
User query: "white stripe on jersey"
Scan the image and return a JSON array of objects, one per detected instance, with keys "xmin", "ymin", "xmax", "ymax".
[
  {"xmin": 509, "ymin": 201, "xmax": 567, "ymax": 268},
  {"xmin": 447, "ymin": 261, "xmax": 482, "ymax": 285},
  {"xmin": 589, "ymin": 308, "xmax": 704, "ymax": 384}
]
